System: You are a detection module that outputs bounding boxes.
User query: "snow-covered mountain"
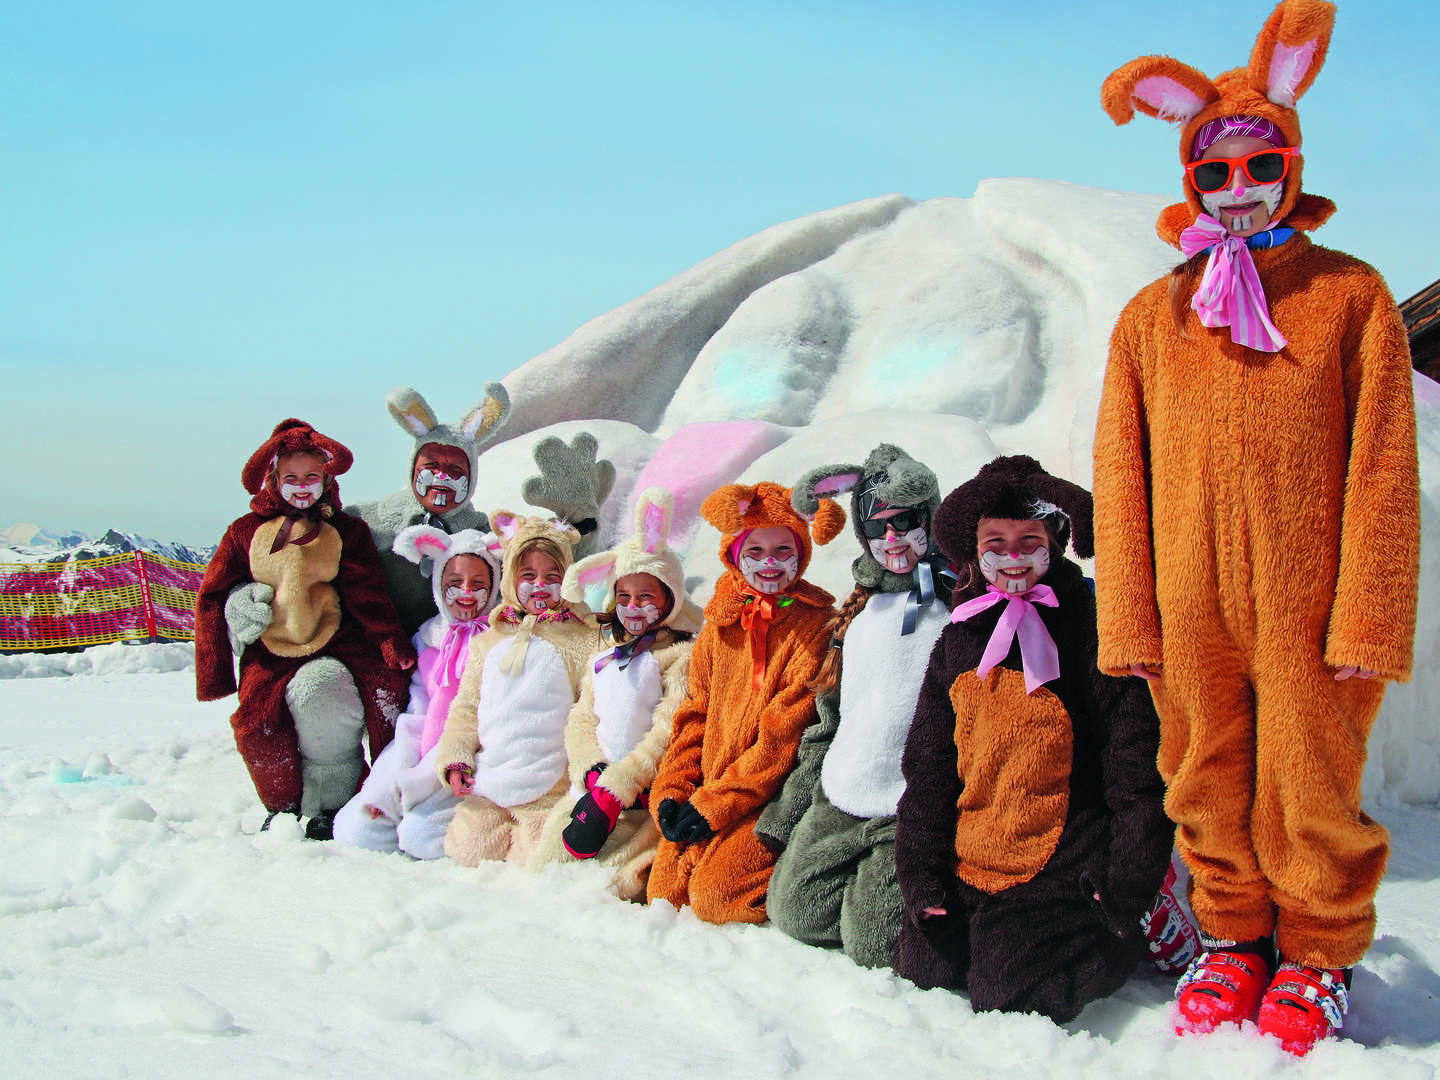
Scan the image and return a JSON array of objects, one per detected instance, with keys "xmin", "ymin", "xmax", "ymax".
[{"xmin": 0, "ymin": 525, "xmax": 215, "ymax": 566}]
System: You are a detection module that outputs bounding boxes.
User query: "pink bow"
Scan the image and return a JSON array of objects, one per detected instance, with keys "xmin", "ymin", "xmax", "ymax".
[
  {"xmin": 436, "ymin": 617, "xmax": 485, "ymax": 689},
  {"xmin": 1178, "ymin": 214, "xmax": 1287, "ymax": 353},
  {"xmin": 950, "ymin": 583, "xmax": 1060, "ymax": 694}
]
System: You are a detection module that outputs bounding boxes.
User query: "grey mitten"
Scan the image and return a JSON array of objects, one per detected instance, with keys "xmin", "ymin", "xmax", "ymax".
[
  {"xmin": 225, "ymin": 582, "xmax": 275, "ymax": 654},
  {"xmin": 522, "ymin": 432, "xmax": 616, "ymax": 542}
]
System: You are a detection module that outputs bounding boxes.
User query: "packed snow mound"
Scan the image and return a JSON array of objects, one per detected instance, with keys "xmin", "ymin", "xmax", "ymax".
[
  {"xmin": 464, "ymin": 179, "xmax": 1439, "ymax": 804},
  {"xmin": 0, "ymin": 642, "xmax": 196, "ymax": 680}
]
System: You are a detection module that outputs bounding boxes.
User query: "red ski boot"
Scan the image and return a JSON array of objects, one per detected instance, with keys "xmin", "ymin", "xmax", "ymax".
[
  {"xmin": 1142, "ymin": 862, "xmax": 1200, "ymax": 974},
  {"xmin": 1256, "ymin": 962, "xmax": 1350, "ymax": 1056},
  {"xmin": 1174, "ymin": 949, "xmax": 1271, "ymax": 1035}
]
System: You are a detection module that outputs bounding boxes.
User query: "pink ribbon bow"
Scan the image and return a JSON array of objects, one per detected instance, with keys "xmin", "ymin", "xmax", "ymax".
[
  {"xmin": 950, "ymin": 583, "xmax": 1060, "ymax": 694},
  {"xmin": 436, "ymin": 617, "xmax": 485, "ymax": 689},
  {"xmin": 1179, "ymin": 214, "xmax": 1287, "ymax": 353}
]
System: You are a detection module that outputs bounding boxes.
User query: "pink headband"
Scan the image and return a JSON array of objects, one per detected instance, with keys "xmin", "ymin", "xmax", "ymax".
[{"xmin": 1191, "ymin": 115, "xmax": 1285, "ymax": 159}]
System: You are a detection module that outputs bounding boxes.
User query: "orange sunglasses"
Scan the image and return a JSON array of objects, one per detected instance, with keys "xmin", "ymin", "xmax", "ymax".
[{"xmin": 1184, "ymin": 146, "xmax": 1298, "ymax": 193}]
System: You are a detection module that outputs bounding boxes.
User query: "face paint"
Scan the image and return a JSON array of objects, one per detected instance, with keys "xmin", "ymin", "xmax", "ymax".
[
  {"xmin": 868, "ymin": 526, "xmax": 928, "ymax": 573},
  {"xmin": 444, "ymin": 585, "xmax": 488, "ymax": 620},
  {"xmin": 1201, "ymin": 179, "xmax": 1284, "ymax": 234},
  {"xmin": 517, "ymin": 580, "xmax": 561, "ymax": 610},
  {"xmin": 615, "ymin": 602, "xmax": 662, "ymax": 635},
  {"xmin": 740, "ymin": 553, "xmax": 799, "ymax": 595},
  {"xmin": 414, "ymin": 469, "xmax": 469, "ymax": 510},
  {"xmin": 979, "ymin": 545, "xmax": 1051, "ymax": 595},
  {"xmin": 280, "ymin": 481, "xmax": 323, "ymax": 509}
]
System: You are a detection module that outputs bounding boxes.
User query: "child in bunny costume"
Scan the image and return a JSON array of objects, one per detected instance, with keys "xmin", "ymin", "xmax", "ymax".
[
  {"xmin": 332, "ymin": 525, "xmax": 503, "ymax": 858},
  {"xmin": 1096, "ymin": 0, "xmax": 1419, "ymax": 1052},
  {"xmin": 194, "ymin": 419, "xmax": 414, "ymax": 832},
  {"xmin": 755, "ymin": 445, "xmax": 954, "ymax": 968},
  {"xmin": 528, "ymin": 486, "xmax": 705, "ymax": 901},
  {"xmin": 434, "ymin": 513, "xmax": 600, "ymax": 866},
  {"xmin": 646, "ymin": 482, "xmax": 841, "ymax": 924},
  {"xmin": 347, "ymin": 385, "xmax": 510, "ymax": 636}
]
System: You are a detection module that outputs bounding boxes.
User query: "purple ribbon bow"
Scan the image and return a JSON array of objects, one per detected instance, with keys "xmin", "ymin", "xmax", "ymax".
[
  {"xmin": 1179, "ymin": 214, "xmax": 1287, "ymax": 353},
  {"xmin": 950, "ymin": 583, "xmax": 1060, "ymax": 694}
]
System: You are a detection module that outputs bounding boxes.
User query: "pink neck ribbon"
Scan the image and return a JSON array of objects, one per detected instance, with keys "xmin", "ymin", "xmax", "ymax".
[
  {"xmin": 419, "ymin": 616, "xmax": 487, "ymax": 757},
  {"xmin": 1179, "ymin": 214, "xmax": 1288, "ymax": 353},
  {"xmin": 950, "ymin": 583, "xmax": 1060, "ymax": 694}
]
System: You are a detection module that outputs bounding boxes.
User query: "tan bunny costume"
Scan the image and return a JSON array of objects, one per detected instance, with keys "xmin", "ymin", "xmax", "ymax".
[
  {"xmin": 434, "ymin": 512, "xmax": 599, "ymax": 866},
  {"xmin": 529, "ymin": 487, "xmax": 704, "ymax": 899},
  {"xmin": 1094, "ymin": 0, "xmax": 1419, "ymax": 968}
]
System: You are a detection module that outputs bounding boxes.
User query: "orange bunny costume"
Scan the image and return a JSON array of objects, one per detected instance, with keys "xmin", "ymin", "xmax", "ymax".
[
  {"xmin": 1094, "ymin": 0, "xmax": 1419, "ymax": 975},
  {"xmin": 647, "ymin": 482, "xmax": 842, "ymax": 924}
]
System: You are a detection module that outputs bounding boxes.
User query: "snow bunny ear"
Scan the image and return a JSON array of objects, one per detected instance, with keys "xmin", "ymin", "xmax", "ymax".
[
  {"xmin": 393, "ymin": 524, "xmax": 452, "ymax": 578},
  {"xmin": 791, "ymin": 464, "xmax": 864, "ymax": 518},
  {"xmin": 1102, "ymin": 55, "xmax": 1220, "ymax": 126},
  {"xmin": 386, "ymin": 387, "xmax": 439, "ymax": 440},
  {"xmin": 459, "ymin": 382, "xmax": 511, "ymax": 450},
  {"xmin": 632, "ymin": 486, "xmax": 675, "ymax": 555},
  {"xmin": 1248, "ymin": 0, "xmax": 1334, "ymax": 107}
]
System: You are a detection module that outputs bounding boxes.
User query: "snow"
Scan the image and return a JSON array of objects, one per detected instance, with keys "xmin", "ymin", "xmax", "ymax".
[
  {"xmin": 2, "ymin": 650, "xmax": 1438, "ymax": 1077},
  {"xmin": 6, "ymin": 180, "xmax": 1440, "ymax": 1074}
]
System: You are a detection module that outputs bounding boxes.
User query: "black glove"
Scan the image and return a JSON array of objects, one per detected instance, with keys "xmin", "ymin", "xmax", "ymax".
[{"xmin": 657, "ymin": 798, "xmax": 713, "ymax": 843}]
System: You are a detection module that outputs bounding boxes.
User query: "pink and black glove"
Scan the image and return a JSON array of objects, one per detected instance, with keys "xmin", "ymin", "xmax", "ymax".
[{"xmin": 562, "ymin": 764, "xmax": 625, "ymax": 858}]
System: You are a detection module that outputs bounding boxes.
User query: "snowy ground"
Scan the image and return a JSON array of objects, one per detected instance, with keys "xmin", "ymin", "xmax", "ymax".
[{"xmin": 3, "ymin": 646, "xmax": 1438, "ymax": 1079}]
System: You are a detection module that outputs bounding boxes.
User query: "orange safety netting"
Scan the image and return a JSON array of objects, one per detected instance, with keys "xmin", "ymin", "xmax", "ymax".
[{"xmin": 0, "ymin": 552, "xmax": 208, "ymax": 651}]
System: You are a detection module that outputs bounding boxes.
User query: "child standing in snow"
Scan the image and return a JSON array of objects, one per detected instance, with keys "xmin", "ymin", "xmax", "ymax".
[
  {"xmin": 893, "ymin": 456, "xmax": 1173, "ymax": 1024},
  {"xmin": 434, "ymin": 513, "xmax": 599, "ymax": 866},
  {"xmin": 332, "ymin": 526, "xmax": 503, "ymax": 858},
  {"xmin": 529, "ymin": 487, "xmax": 705, "ymax": 901},
  {"xmin": 756, "ymin": 444, "xmax": 954, "ymax": 968},
  {"xmin": 646, "ymin": 482, "xmax": 841, "ymax": 924},
  {"xmin": 195, "ymin": 419, "xmax": 415, "ymax": 836},
  {"xmin": 1096, "ymin": 0, "xmax": 1419, "ymax": 1053}
]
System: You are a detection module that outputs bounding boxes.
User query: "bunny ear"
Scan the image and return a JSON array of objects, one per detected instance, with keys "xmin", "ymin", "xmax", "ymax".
[
  {"xmin": 1102, "ymin": 55, "xmax": 1220, "ymax": 126},
  {"xmin": 570, "ymin": 553, "xmax": 619, "ymax": 591},
  {"xmin": 791, "ymin": 464, "xmax": 864, "ymax": 517},
  {"xmin": 700, "ymin": 484, "xmax": 754, "ymax": 536},
  {"xmin": 809, "ymin": 500, "xmax": 847, "ymax": 547},
  {"xmin": 632, "ymin": 486, "xmax": 675, "ymax": 554},
  {"xmin": 393, "ymin": 524, "xmax": 451, "ymax": 565},
  {"xmin": 1249, "ymin": 0, "xmax": 1334, "ymax": 107},
  {"xmin": 386, "ymin": 387, "xmax": 438, "ymax": 440},
  {"xmin": 490, "ymin": 510, "xmax": 522, "ymax": 541},
  {"xmin": 460, "ymin": 382, "xmax": 511, "ymax": 449}
]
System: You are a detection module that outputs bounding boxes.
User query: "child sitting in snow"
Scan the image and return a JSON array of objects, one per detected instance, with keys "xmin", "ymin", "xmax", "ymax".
[
  {"xmin": 332, "ymin": 525, "xmax": 503, "ymax": 858},
  {"xmin": 646, "ymin": 481, "xmax": 841, "ymax": 924},
  {"xmin": 529, "ymin": 487, "xmax": 705, "ymax": 901},
  {"xmin": 194, "ymin": 419, "xmax": 415, "ymax": 838},
  {"xmin": 756, "ymin": 444, "xmax": 955, "ymax": 968},
  {"xmin": 893, "ymin": 455, "xmax": 1174, "ymax": 1024},
  {"xmin": 433, "ymin": 512, "xmax": 599, "ymax": 866}
]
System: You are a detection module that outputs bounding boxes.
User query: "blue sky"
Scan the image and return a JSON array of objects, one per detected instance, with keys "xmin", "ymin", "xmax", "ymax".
[{"xmin": 4, "ymin": 0, "xmax": 1435, "ymax": 546}]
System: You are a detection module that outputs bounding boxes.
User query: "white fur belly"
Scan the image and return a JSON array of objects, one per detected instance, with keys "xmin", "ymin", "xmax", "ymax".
[
  {"xmin": 592, "ymin": 650, "xmax": 663, "ymax": 763},
  {"xmin": 822, "ymin": 591, "xmax": 948, "ymax": 819},
  {"xmin": 471, "ymin": 636, "xmax": 573, "ymax": 807}
]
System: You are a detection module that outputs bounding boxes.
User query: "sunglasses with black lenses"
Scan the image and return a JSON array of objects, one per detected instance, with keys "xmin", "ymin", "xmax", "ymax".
[
  {"xmin": 1184, "ymin": 146, "xmax": 1297, "ymax": 194},
  {"xmin": 861, "ymin": 507, "xmax": 927, "ymax": 538}
]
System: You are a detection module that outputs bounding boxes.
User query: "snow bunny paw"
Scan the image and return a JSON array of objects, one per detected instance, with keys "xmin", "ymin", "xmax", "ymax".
[
  {"xmin": 521, "ymin": 433, "xmax": 616, "ymax": 549},
  {"xmin": 224, "ymin": 582, "xmax": 275, "ymax": 652}
]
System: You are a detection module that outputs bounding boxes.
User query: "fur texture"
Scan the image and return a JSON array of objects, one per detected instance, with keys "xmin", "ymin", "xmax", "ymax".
[
  {"xmin": 1101, "ymin": 0, "xmax": 1338, "ymax": 247},
  {"xmin": 1095, "ymin": 233, "xmax": 1419, "ymax": 967}
]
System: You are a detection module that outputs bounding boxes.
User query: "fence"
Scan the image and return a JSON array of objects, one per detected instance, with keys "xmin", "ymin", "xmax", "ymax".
[{"xmin": 0, "ymin": 551, "xmax": 208, "ymax": 651}]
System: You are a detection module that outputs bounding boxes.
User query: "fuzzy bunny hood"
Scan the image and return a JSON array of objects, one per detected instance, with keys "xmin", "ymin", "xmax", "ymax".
[
  {"xmin": 562, "ymin": 486, "xmax": 704, "ymax": 634},
  {"xmin": 702, "ymin": 480, "xmax": 845, "ymax": 581},
  {"xmin": 385, "ymin": 384, "xmax": 510, "ymax": 520},
  {"xmin": 935, "ymin": 455, "xmax": 1094, "ymax": 571},
  {"xmin": 1101, "ymin": 0, "xmax": 1338, "ymax": 247},
  {"xmin": 488, "ymin": 510, "xmax": 582, "ymax": 612},
  {"xmin": 392, "ymin": 525, "xmax": 504, "ymax": 625},
  {"xmin": 792, "ymin": 443, "xmax": 942, "ymax": 590}
]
